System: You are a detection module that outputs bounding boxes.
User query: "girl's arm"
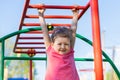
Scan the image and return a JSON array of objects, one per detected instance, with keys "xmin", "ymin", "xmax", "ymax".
[
  {"xmin": 38, "ymin": 6, "xmax": 51, "ymax": 49},
  {"xmin": 71, "ymin": 6, "xmax": 79, "ymax": 48}
]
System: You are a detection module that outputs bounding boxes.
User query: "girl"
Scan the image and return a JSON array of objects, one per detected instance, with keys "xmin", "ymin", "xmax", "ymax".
[{"xmin": 38, "ymin": 4, "xmax": 80, "ymax": 80}]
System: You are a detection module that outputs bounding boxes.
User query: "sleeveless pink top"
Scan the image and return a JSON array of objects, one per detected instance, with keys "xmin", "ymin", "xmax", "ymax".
[{"xmin": 45, "ymin": 46, "xmax": 80, "ymax": 80}]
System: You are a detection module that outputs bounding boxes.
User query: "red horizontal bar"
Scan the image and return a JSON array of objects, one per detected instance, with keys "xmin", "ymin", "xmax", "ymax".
[
  {"xmin": 26, "ymin": 15, "xmax": 72, "ymax": 19},
  {"xmin": 25, "ymin": 31, "xmax": 43, "ymax": 34},
  {"xmin": 23, "ymin": 23, "xmax": 71, "ymax": 27},
  {"xmin": 17, "ymin": 42, "xmax": 44, "ymax": 44},
  {"xmin": 79, "ymin": 69, "xmax": 105, "ymax": 72},
  {"xmin": 23, "ymin": 31, "xmax": 52, "ymax": 34},
  {"xmin": 19, "ymin": 37, "xmax": 43, "ymax": 39},
  {"xmin": 14, "ymin": 51, "xmax": 46, "ymax": 54},
  {"xmin": 29, "ymin": 4, "xmax": 85, "ymax": 9},
  {"xmin": 80, "ymin": 69, "xmax": 94, "ymax": 72},
  {"xmin": 16, "ymin": 47, "xmax": 45, "ymax": 49}
]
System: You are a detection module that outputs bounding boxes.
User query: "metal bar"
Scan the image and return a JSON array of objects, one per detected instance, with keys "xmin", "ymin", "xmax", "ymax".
[
  {"xmin": 0, "ymin": 42, "xmax": 1, "ymax": 80},
  {"xmin": 75, "ymin": 58, "xmax": 107, "ymax": 62},
  {"xmin": 4, "ymin": 57, "xmax": 47, "ymax": 60},
  {"xmin": 14, "ymin": 51, "xmax": 46, "ymax": 54},
  {"xmin": 29, "ymin": 4, "xmax": 85, "ymax": 9},
  {"xmin": 90, "ymin": 0, "xmax": 103, "ymax": 80},
  {"xmin": 24, "ymin": 31, "xmax": 52, "ymax": 34},
  {"xmin": 4, "ymin": 57, "xmax": 107, "ymax": 61},
  {"xmin": 78, "ymin": 1, "xmax": 90, "ymax": 19},
  {"xmin": 80, "ymin": 69, "xmax": 105, "ymax": 72},
  {"xmin": 23, "ymin": 23, "xmax": 71, "ymax": 27},
  {"xmin": 0, "ymin": 27, "xmax": 42, "ymax": 42},
  {"xmin": 30, "ymin": 60, "xmax": 32, "ymax": 80},
  {"xmin": 16, "ymin": 47, "xmax": 45, "ymax": 49},
  {"xmin": 17, "ymin": 42, "xmax": 44, "ymax": 44},
  {"xmin": 24, "ymin": 31, "xmax": 43, "ymax": 34},
  {"xmin": 1, "ymin": 41, "xmax": 5, "ymax": 80},
  {"xmin": 26, "ymin": 15, "xmax": 72, "ymax": 19},
  {"xmin": 14, "ymin": 0, "xmax": 30, "ymax": 52},
  {"xmin": 19, "ymin": 37, "xmax": 43, "ymax": 39},
  {"xmin": 102, "ymin": 51, "xmax": 120, "ymax": 79}
]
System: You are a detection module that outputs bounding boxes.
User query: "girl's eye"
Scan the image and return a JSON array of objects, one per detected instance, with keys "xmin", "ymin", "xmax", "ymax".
[
  {"xmin": 65, "ymin": 44, "xmax": 68, "ymax": 45},
  {"xmin": 58, "ymin": 43, "xmax": 61, "ymax": 45},
  {"xmin": 57, "ymin": 43, "xmax": 69, "ymax": 46}
]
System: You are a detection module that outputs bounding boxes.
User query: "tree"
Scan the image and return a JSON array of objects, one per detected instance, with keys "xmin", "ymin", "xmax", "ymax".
[{"xmin": 3, "ymin": 39, "xmax": 35, "ymax": 79}]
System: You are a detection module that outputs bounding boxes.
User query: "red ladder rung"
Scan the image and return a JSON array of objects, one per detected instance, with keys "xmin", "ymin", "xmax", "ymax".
[
  {"xmin": 25, "ymin": 31, "xmax": 43, "ymax": 34},
  {"xmin": 19, "ymin": 37, "xmax": 43, "ymax": 39},
  {"xmin": 24, "ymin": 31, "xmax": 52, "ymax": 34},
  {"xmin": 16, "ymin": 47, "xmax": 45, "ymax": 49},
  {"xmin": 15, "ymin": 51, "xmax": 46, "ymax": 54},
  {"xmin": 29, "ymin": 4, "xmax": 85, "ymax": 9},
  {"xmin": 23, "ymin": 23, "xmax": 71, "ymax": 27},
  {"xmin": 25, "ymin": 15, "xmax": 72, "ymax": 19},
  {"xmin": 17, "ymin": 42, "xmax": 44, "ymax": 44}
]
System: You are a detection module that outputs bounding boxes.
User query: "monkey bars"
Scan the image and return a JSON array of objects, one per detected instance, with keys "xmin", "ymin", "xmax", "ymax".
[{"xmin": 0, "ymin": 0, "xmax": 105, "ymax": 80}]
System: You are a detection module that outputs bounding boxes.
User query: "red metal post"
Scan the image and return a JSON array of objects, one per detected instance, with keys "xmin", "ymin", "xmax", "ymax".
[
  {"xmin": 90, "ymin": 0, "xmax": 104, "ymax": 80},
  {"xmin": 30, "ymin": 60, "xmax": 32, "ymax": 80}
]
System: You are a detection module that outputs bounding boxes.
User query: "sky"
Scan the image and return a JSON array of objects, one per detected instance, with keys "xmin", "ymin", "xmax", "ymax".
[{"xmin": 0, "ymin": 0, "xmax": 120, "ymax": 80}]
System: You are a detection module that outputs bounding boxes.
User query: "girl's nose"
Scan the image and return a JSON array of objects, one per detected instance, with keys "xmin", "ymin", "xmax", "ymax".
[{"xmin": 61, "ymin": 44, "xmax": 65, "ymax": 48}]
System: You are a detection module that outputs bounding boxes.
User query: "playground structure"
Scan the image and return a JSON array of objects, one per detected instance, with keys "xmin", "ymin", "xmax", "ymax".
[{"xmin": 0, "ymin": 0, "xmax": 120, "ymax": 80}]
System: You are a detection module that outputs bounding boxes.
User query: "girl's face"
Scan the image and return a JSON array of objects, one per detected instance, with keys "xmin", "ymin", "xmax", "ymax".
[{"xmin": 52, "ymin": 37, "xmax": 71, "ymax": 55}]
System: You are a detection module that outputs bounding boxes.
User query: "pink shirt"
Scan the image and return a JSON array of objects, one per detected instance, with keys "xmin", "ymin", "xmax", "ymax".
[{"xmin": 45, "ymin": 46, "xmax": 80, "ymax": 80}]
